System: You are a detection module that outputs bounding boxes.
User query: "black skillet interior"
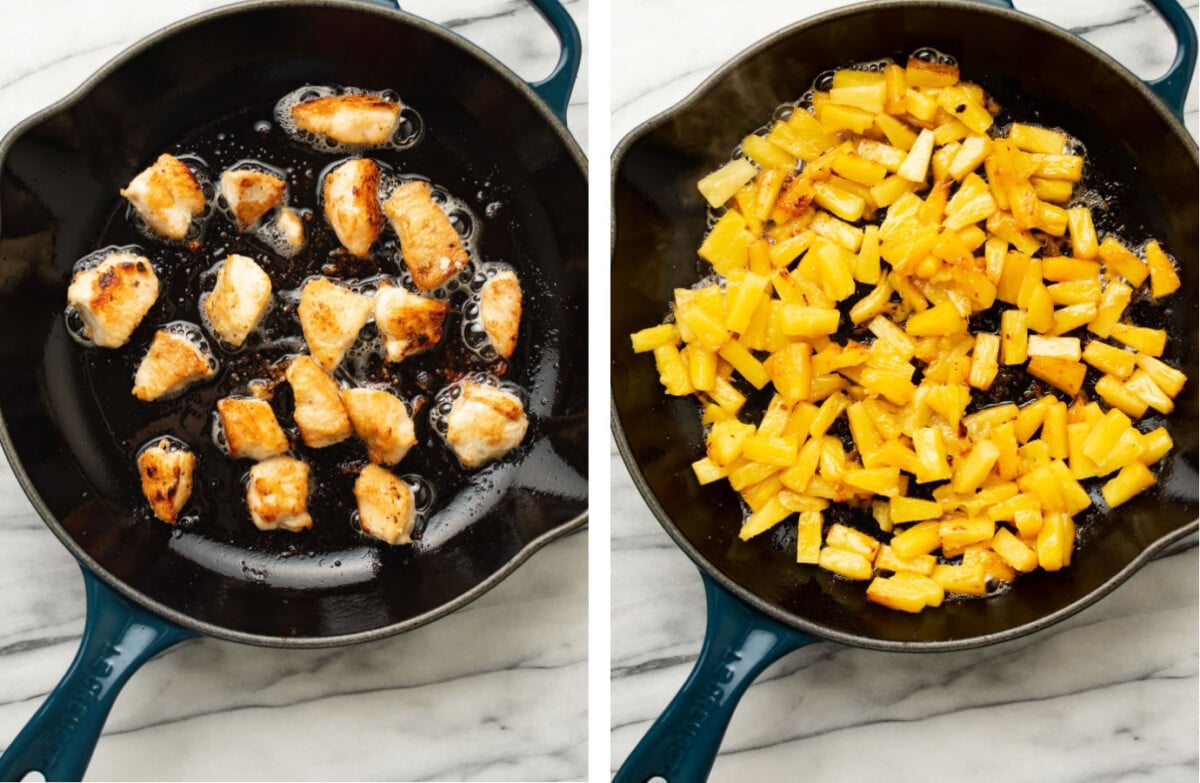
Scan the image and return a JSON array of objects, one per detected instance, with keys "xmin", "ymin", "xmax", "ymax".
[
  {"xmin": 0, "ymin": 2, "xmax": 587, "ymax": 642},
  {"xmin": 612, "ymin": 2, "xmax": 1198, "ymax": 649}
]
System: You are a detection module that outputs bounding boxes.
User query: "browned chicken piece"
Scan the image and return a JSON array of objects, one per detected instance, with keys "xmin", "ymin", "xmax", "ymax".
[
  {"xmin": 290, "ymin": 94, "xmax": 402, "ymax": 146},
  {"xmin": 323, "ymin": 158, "xmax": 383, "ymax": 257},
  {"xmin": 120, "ymin": 153, "xmax": 206, "ymax": 241},
  {"xmin": 136, "ymin": 438, "xmax": 195, "ymax": 524},
  {"xmin": 66, "ymin": 251, "xmax": 159, "ymax": 348},
  {"xmin": 286, "ymin": 355, "xmax": 352, "ymax": 447},
  {"xmin": 445, "ymin": 381, "xmax": 529, "ymax": 468},
  {"xmin": 276, "ymin": 207, "xmax": 306, "ymax": 250},
  {"xmin": 342, "ymin": 387, "xmax": 417, "ymax": 465},
  {"xmin": 480, "ymin": 269, "xmax": 522, "ymax": 359},
  {"xmin": 203, "ymin": 254, "xmax": 272, "ymax": 348},
  {"xmin": 353, "ymin": 464, "xmax": 415, "ymax": 545},
  {"xmin": 374, "ymin": 284, "xmax": 448, "ymax": 363},
  {"xmin": 297, "ymin": 278, "xmax": 374, "ymax": 370},
  {"xmin": 216, "ymin": 397, "xmax": 289, "ymax": 460},
  {"xmin": 382, "ymin": 181, "xmax": 469, "ymax": 290},
  {"xmin": 247, "ymin": 455, "xmax": 312, "ymax": 532},
  {"xmin": 219, "ymin": 168, "xmax": 286, "ymax": 228},
  {"xmin": 132, "ymin": 328, "xmax": 216, "ymax": 401}
]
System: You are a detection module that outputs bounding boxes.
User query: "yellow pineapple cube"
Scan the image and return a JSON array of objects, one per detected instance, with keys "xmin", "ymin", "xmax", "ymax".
[
  {"xmin": 952, "ymin": 439, "xmax": 1001, "ymax": 493},
  {"xmin": 796, "ymin": 510, "xmax": 823, "ymax": 564},
  {"xmin": 875, "ymin": 544, "xmax": 937, "ymax": 575},
  {"xmin": 1140, "ymin": 427, "xmax": 1173, "ymax": 465},
  {"xmin": 939, "ymin": 516, "xmax": 996, "ymax": 552},
  {"xmin": 1082, "ymin": 408, "xmax": 1133, "ymax": 465},
  {"xmin": 991, "ymin": 528, "xmax": 1038, "ymax": 572},
  {"xmin": 654, "ymin": 344, "xmax": 693, "ymax": 395},
  {"xmin": 1145, "ymin": 240, "xmax": 1181, "ymax": 299},
  {"xmin": 691, "ymin": 457, "xmax": 729, "ymax": 485},
  {"xmin": 1009, "ymin": 123, "xmax": 1066, "ymax": 154},
  {"xmin": 1097, "ymin": 237, "xmax": 1149, "ymax": 287},
  {"xmin": 741, "ymin": 133, "xmax": 796, "ymax": 171},
  {"xmin": 890, "ymin": 520, "xmax": 942, "ymax": 559},
  {"xmin": 1109, "ymin": 323, "xmax": 1166, "ymax": 357},
  {"xmin": 697, "ymin": 157, "xmax": 759, "ymax": 208},
  {"xmin": 931, "ymin": 562, "xmax": 987, "ymax": 596},
  {"xmin": 1036, "ymin": 511, "xmax": 1075, "ymax": 571},
  {"xmin": 818, "ymin": 546, "xmax": 874, "ymax": 580},
  {"xmin": 699, "ymin": 211, "xmax": 753, "ymax": 274},
  {"xmin": 1026, "ymin": 356, "xmax": 1087, "ymax": 396},
  {"xmin": 890, "ymin": 496, "xmax": 943, "ymax": 524},
  {"xmin": 866, "ymin": 573, "xmax": 944, "ymax": 612},
  {"xmin": 1101, "ymin": 461, "xmax": 1156, "ymax": 508},
  {"xmin": 739, "ymin": 495, "xmax": 792, "ymax": 540},
  {"xmin": 1125, "ymin": 369, "xmax": 1174, "ymax": 414},
  {"xmin": 1082, "ymin": 340, "xmax": 1136, "ymax": 379}
]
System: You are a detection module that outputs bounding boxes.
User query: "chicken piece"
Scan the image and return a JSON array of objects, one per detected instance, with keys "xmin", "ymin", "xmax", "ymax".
[
  {"xmin": 374, "ymin": 285, "xmax": 448, "ymax": 363},
  {"xmin": 66, "ymin": 251, "xmax": 159, "ymax": 348},
  {"xmin": 219, "ymin": 168, "xmax": 286, "ymax": 228},
  {"xmin": 323, "ymin": 158, "xmax": 383, "ymax": 257},
  {"xmin": 286, "ymin": 355, "xmax": 352, "ymax": 447},
  {"xmin": 354, "ymin": 464, "xmax": 415, "ymax": 545},
  {"xmin": 290, "ymin": 94, "xmax": 402, "ymax": 146},
  {"xmin": 246, "ymin": 455, "xmax": 312, "ymax": 532},
  {"xmin": 480, "ymin": 270, "xmax": 522, "ymax": 359},
  {"xmin": 132, "ymin": 328, "xmax": 216, "ymax": 401},
  {"xmin": 136, "ymin": 438, "xmax": 195, "ymax": 525},
  {"xmin": 119, "ymin": 153, "xmax": 206, "ymax": 241},
  {"xmin": 383, "ymin": 180, "xmax": 469, "ymax": 290},
  {"xmin": 297, "ymin": 278, "xmax": 374, "ymax": 370},
  {"xmin": 203, "ymin": 254, "xmax": 272, "ymax": 348},
  {"xmin": 216, "ymin": 397, "xmax": 289, "ymax": 460},
  {"xmin": 342, "ymin": 387, "xmax": 417, "ymax": 465},
  {"xmin": 445, "ymin": 381, "xmax": 529, "ymax": 468},
  {"xmin": 276, "ymin": 207, "xmax": 306, "ymax": 250}
]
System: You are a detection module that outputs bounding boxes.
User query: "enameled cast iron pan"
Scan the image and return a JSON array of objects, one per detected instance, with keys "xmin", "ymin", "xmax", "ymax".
[
  {"xmin": 0, "ymin": 1, "xmax": 587, "ymax": 779},
  {"xmin": 611, "ymin": 1, "xmax": 1197, "ymax": 780}
]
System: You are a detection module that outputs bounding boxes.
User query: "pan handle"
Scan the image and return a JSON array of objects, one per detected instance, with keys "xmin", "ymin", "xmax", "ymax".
[
  {"xmin": 0, "ymin": 567, "xmax": 194, "ymax": 782},
  {"xmin": 613, "ymin": 570, "xmax": 819, "ymax": 783},
  {"xmin": 360, "ymin": 0, "xmax": 580, "ymax": 123},
  {"xmin": 1141, "ymin": 0, "xmax": 1198, "ymax": 117}
]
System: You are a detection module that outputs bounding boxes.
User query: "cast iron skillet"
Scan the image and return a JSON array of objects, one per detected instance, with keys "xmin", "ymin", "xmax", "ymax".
[
  {"xmin": 0, "ymin": 0, "xmax": 586, "ymax": 779},
  {"xmin": 611, "ymin": 1, "xmax": 1197, "ymax": 780}
]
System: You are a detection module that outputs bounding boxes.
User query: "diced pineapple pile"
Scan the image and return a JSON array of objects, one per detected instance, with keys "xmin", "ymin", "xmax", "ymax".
[{"xmin": 629, "ymin": 56, "xmax": 1187, "ymax": 614}]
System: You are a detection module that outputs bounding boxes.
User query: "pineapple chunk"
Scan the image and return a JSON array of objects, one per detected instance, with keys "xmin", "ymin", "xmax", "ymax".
[
  {"xmin": 1101, "ymin": 461, "xmax": 1156, "ymax": 508},
  {"xmin": 697, "ymin": 158, "xmax": 758, "ymax": 208},
  {"xmin": 818, "ymin": 546, "xmax": 874, "ymax": 580}
]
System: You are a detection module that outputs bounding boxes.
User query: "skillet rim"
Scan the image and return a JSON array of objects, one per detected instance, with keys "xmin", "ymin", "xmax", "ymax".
[
  {"xmin": 610, "ymin": 0, "xmax": 1199, "ymax": 652},
  {"xmin": 0, "ymin": 0, "xmax": 589, "ymax": 649}
]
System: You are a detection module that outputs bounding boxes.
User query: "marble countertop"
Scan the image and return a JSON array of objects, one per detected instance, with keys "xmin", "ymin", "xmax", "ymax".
[
  {"xmin": 0, "ymin": 1, "xmax": 587, "ymax": 781},
  {"xmin": 611, "ymin": 1, "xmax": 1198, "ymax": 781}
]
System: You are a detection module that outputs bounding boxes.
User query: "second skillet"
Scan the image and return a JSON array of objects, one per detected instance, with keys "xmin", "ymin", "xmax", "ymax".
[
  {"xmin": 0, "ymin": 0, "xmax": 587, "ymax": 779},
  {"xmin": 612, "ymin": 0, "xmax": 1197, "ymax": 780}
]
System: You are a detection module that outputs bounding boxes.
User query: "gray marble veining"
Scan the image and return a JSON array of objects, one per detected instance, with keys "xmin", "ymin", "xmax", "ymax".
[
  {"xmin": 610, "ymin": 1, "xmax": 1198, "ymax": 780},
  {"xmin": 0, "ymin": 2, "xmax": 587, "ymax": 780}
]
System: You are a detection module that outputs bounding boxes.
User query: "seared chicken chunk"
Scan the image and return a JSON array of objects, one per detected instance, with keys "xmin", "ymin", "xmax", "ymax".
[
  {"xmin": 203, "ymin": 254, "xmax": 271, "ymax": 348},
  {"xmin": 323, "ymin": 158, "xmax": 383, "ymax": 257},
  {"xmin": 383, "ymin": 180, "xmax": 469, "ymax": 290},
  {"xmin": 132, "ymin": 327, "xmax": 216, "ymax": 401},
  {"xmin": 290, "ymin": 94, "xmax": 402, "ymax": 146},
  {"xmin": 66, "ymin": 251, "xmax": 159, "ymax": 348},
  {"xmin": 297, "ymin": 278, "xmax": 373, "ymax": 370},
  {"xmin": 342, "ymin": 387, "xmax": 417, "ymax": 465},
  {"xmin": 480, "ymin": 270, "xmax": 522, "ymax": 359},
  {"xmin": 374, "ymin": 285, "xmax": 448, "ymax": 363},
  {"xmin": 216, "ymin": 397, "xmax": 289, "ymax": 460},
  {"xmin": 246, "ymin": 455, "xmax": 312, "ymax": 532},
  {"xmin": 120, "ymin": 153, "xmax": 206, "ymax": 241},
  {"xmin": 220, "ymin": 168, "xmax": 285, "ymax": 228},
  {"xmin": 136, "ymin": 438, "xmax": 195, "ymax": 524},
  {"xmin": 276, "ymin": 207, "xmax": 306, "ymax": 250},
  {"xmin": 445, "ymin": 381, "xmax": 529, "ymax": 468},
  {"xmin": 286, "ymin": 355, "xmax": 352, "ymax": 447},
  {"xmin": 354, "ymin": 464, "xmax": 415, "ymax": 545}
]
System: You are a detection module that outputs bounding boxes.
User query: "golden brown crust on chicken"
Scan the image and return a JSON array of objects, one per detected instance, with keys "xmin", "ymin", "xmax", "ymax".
[
  {"xmin": 290, "ymin": 94, "xmax": 401, "ymax": 146},
  {"xmin": 341, "ymin": 387, "xmax": 417, "ymax": 466},
  {"xmin": 132, "ymin": 329, "xmax": 215, "ymax": 401},
  {"xmin": 374, "ymin": 285, "xmax": 448, "ymax": 363},
  {"xmin": 66, "ymin": 251, "xmax": 159, "ymax": 348},
  {"xmin": 219, "ymin": 168, "xmax": 286, "ymax": 228},
  {"xmin": 323, "ymin": 158, "xmax": 383, "ymax": 257},
  {"xmin": 480, "ymin": 270, "xmax": 522, "ymax": 359},
  {"xmin": 203, "ymin": 254, "xmax": 272, "ymax": 348},
  {"xmin": 354, "ymin": 464, "xmax": 415, "ymax": 545},
  {"xmin": 445, "ymin": 381, "xmax": 529, "ymax": 468},
  {"xmin": 297, "ymin": 278, "xmax": 374, "ymax": 371},
  {"xmin": 120, "ymin": 154, "xmax": 206, "ymax": 241},
  {"xmin": 247, "ymin": 455, "xmax": 311, "ymax": 532},
  {"xmin": 382, "ymin": 181, "xmax": 469, "ymax": 290},
  {"xmin": 286, "ymin": 355, "xmax": 352, "ymax": 447},
  {"xmin": 216, "ymin": 397, "xmax": 289, "ymax": 460},
  {"xmin": 276, "ymin": 207, "xmax": 306, "ymax": 249},
  {"xmin": 137, "ymin": 439, "xmax": 195, "ymax": 524}
]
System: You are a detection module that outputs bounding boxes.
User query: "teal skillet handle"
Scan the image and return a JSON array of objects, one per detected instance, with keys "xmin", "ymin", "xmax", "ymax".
[
  {"xmin": 980, "ymin": 0, "xmax": 1196, "ymax": 117},
  {"xmin": 613, "ymin": 571, "xmax": 819, "ymax": 783},
  {"xmin": 361, "ymin": 0, "xmax": 580, "ymax": 123},
  {"xmin": 0, "ymin": 566, "xmax": 194, "ymax": 782}
]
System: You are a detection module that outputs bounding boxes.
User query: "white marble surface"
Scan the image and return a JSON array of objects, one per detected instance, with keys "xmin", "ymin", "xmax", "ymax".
[
  {"xmin": 0, "ymin": 1, "xmax": 587, "ymax": 781},
  {"xmin": 611, "ymin": 1, "xmax": 1199, "ymax": 781}
]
